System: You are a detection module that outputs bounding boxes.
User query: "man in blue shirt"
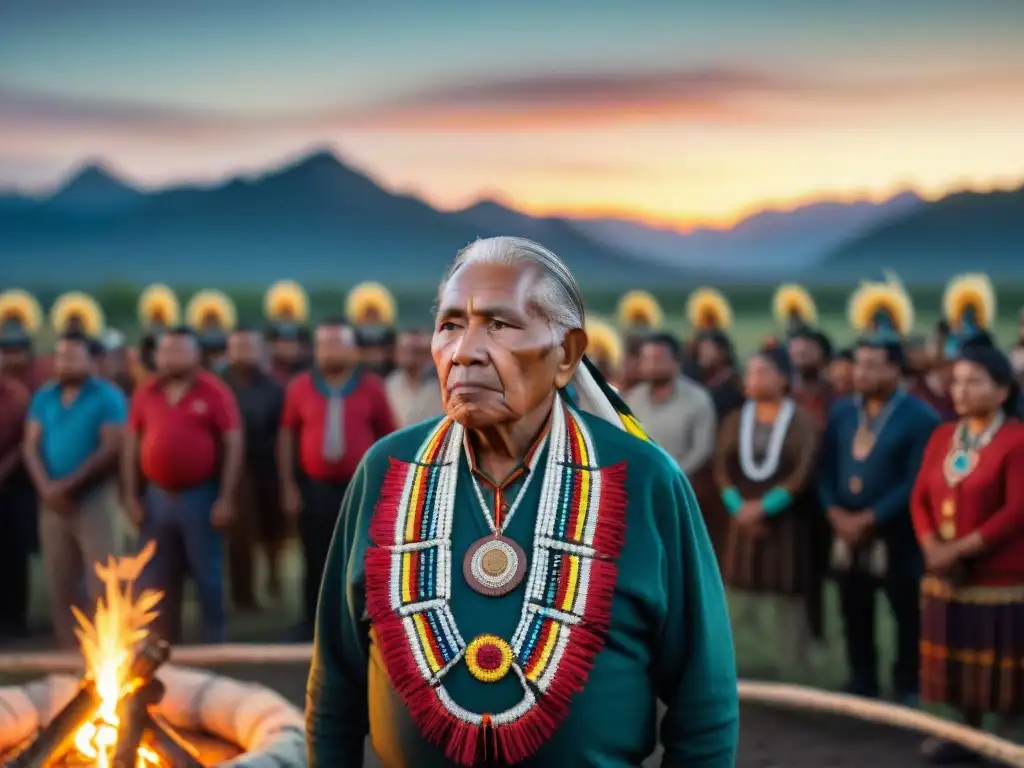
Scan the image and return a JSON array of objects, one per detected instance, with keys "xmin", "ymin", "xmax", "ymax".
[
  {"xmin": 23, "ymin": 331, "xmax": 128, "ymax": 648},
  {"xmin": 818, "ymin": 338, "xmax": 939, "ymax": 704}
]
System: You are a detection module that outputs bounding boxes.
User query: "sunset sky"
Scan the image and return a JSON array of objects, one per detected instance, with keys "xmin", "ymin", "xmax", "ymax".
[{"xmin": 1, "ymin": 0, "xmax": 1022, "ymax": 228}]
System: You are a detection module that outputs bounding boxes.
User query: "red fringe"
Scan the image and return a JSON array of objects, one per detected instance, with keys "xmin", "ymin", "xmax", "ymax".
[
  {"xmin": 368, "ymin": 457, "xmax": 410, "ymax": 548},
  {"xmin": 496, "ymin": 460, "xmax": 628, "ymax": 765},
  {"xmin": 363, "ymin": 447, "xmax": 630, "ymax": 766}
]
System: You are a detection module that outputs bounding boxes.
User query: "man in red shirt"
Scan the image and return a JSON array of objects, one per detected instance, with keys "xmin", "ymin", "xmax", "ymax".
[
  {"xmin": 122, "ymin": 327, "xmax": 243, "ymax": 643},
  {"xmin": 0, "ymin": 354, "xmax": 32, "ymax": 638},
  {"xmin": 278, "ymin": 317, "xmax": 396, "ymax": 639}
]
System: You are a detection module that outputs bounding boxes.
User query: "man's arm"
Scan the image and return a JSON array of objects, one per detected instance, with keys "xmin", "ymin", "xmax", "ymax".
[
  {"xmin": 0, "ymin": 386, "xmax": 30, "ymax": 484},
  {"xmin": 59, "ymin": 387, "xmax": 127, "ymax": 498},
  {"xmin": 910, "ymin": 431, "xmax": 943, "ymax": 543},
  {"xmin": 277, "ymin": 383, "xmax": 300, "ymax": 487},
  {"xmin": 656, "ymin": 468, "xmax": 739, "ymax": 767},
  {"xmin": 307, "ymin": 462, "xmax": 370, "ymax": 766},
  {"xmin": 213, "ymin": 384, "xmax": 243, "ymax": 501},
  {"xmin": 817, "ymin": 406, "xmax": 841, "ymax": 512},
  {"xmin": 870, "ymin": 408, "xmax": 940, "ymax": 526},
  {"xmin": 121, "ymin": 393, "xmax": 145, "ymax": 506},
  {"xmin": 679, "ymin": 388, "xmax": 716, "ymax": 475},
  {"xmin": 22, "ymin": 394, "xmax": 52, "ymax": 497}
]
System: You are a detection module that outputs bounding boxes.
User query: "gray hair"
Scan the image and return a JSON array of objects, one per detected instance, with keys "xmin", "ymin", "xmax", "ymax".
[{"xmin": 442, "ymin": 236, "xmax": 586, "ymax": 339}]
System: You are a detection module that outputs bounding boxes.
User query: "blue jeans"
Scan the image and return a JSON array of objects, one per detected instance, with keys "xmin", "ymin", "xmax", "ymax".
[{"xmin": 138, "ymin": 481, "xmax": 226, "ymax": 644}]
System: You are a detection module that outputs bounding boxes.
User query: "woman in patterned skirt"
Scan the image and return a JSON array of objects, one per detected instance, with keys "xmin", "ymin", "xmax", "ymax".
[
  {"xmin": 911, "ymin": 339, "xmax": 1024, "ymax": 764},
  {"xmin": 713, "ymin": 346, "xmax": 819, "ymax": 665}
]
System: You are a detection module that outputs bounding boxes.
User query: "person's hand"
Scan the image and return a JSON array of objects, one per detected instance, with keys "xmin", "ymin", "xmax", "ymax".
[
  {"xmin": 827, "ymin": 507, "xmax": 856, "ymax": 541},
  {"xmin": 42, "ymin": 481, "xmax": 75, "ymax": 515},
  {"xmin": 124, "ymin": 496, "xmax": 145, "ymax": 528},
  {"xmin": 281, "ymin": 482, "xmax": 302, "ymax": 519},
  {"xmin": 211, "ymin": 497, "xmax": 235, "ymax": 531},
  {"xmin": 847, "ymin": 511, "xmax": 875, "ymax": 546},
  {"xmin": 736, "ymin": 501, "xmax": 768, "ymax": 537},
  {"xmin": 736, "ymin": 500, "xmax": 765, "ymax": 527},
  {"xmin": 923, "ymin": 539, "xmax": 963, "ymax": 575}
]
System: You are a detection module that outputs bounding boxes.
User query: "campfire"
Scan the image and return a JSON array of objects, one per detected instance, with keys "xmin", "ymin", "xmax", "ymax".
[{"xmin": 7, "ymin": 543, "xmax": 204, "ymax": 767}]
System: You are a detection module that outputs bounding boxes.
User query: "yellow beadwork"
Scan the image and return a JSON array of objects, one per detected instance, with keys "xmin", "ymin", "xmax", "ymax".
[{"xmin": 465, "ymin": 634, "xmax": 513, "ymax": 684}]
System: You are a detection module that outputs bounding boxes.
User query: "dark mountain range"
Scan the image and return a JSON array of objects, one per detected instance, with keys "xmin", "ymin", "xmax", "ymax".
[
  {"xmin": 820, "ymin": 185, "xmax": 1024, "ymax": 280},
  {"xmin": 1, "ymin": 148, "xmax": 1022, "ymax": 288},
  {"xmin": 572, "ymin": 193, "xmax": 925, "ymax": 274},
  {"xmin": 0, "ymin": 150, "xmax": 684, "ymax": 289},
  {"xmin": 46, "ymin": 161, "xmax": 144, "ymax": 215}
]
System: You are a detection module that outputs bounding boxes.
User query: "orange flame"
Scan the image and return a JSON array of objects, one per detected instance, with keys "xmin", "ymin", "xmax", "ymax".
[{"xmin": 71, "ymin": 542, "xmax": 164, "ymax": 767}]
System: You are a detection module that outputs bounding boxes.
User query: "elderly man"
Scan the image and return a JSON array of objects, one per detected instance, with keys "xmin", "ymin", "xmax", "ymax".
[{"xmin": 307, "ymin": 237, "xmax": 738, "ymax": 767}]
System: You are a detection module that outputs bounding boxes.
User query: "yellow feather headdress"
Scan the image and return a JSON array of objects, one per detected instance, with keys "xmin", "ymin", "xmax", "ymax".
[
  {"xmin": 686, "ymin": 287, "xmax": 733, "ymax": 332},
  {"xmin": 0, "ymin": 289, "xmax": 43, "ymax": 334},
  {"xmin": 345, "ymin": 282, "xmax": 396, "ymax": 326},
  {"xmin": 942, "ymin": 273, "xmax": 995, "ymax": 338},
  {"xmin": 50, "ymin": 291, "xmax": 105, "ymax": 336},
  {"xmin": 585, "ymin": 318, "xmax": 623, "ymax": 369},
  {"xmin": 616, "ymin": 290, "xmax": 663, "ymax": 329},
  {"xmin": 264, "ymin": 280, "xmax": 309, "ymax": 323},
  {"xmin": 185, "ymin": 289, "xmax": 237, "ymax": 332},
  {"xmin": 137, "ymin": 284, "xmax": 180, "ymax": 329},
  {"xmin": 772, "ymin": 283, "xmax": 817, "ymax": 331},
  {"xmin": 847, "ymin": 273, "xmax": 914, "ymax": 338}
]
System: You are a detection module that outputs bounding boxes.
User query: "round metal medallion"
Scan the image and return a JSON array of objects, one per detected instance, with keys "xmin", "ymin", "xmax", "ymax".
[{"xmin": 463, "ymin": 536, "xmax": 527, "ymax": 597}]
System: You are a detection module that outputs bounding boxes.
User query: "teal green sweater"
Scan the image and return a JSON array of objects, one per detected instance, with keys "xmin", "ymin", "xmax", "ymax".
[{"xmin": 307, "ymin": 409, "xmax": 738, "ymax": 767}]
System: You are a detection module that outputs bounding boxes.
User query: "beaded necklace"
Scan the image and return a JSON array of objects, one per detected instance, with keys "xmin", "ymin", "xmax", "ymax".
[{"xmin": 364, "ymin": 401, "xmax": 627, "ymax": 767}]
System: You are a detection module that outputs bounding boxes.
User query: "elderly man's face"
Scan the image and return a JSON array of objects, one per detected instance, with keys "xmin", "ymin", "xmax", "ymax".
[{"xmin": 432, "ymin": 261, "xmax": 584, "ymax": 429}]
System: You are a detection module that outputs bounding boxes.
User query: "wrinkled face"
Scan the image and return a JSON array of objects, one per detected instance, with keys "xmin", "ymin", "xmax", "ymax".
[
  {"xmin": 395, "ymin": 331, "xmax": 431, "ymax": 372},
  {"xmin": 315, "ymin": 324, "xmax": 357, "ymax": 371},
  {"xmin": 432, "ymin": 261, "xmax": 583, "ymax": 429},
  {"xmin": 787, "ymin": 337, "xmax": 821, "ymax": 373},
  {"xmin": 156, "ymin": 333, "xmax": 199, "ymax": 377},
  {"xmin": 638, "ymin": 341, "xmax": 677, "ymax": 384},
  {"xmin": 744, "ymin": 354, "xmax": 786, "ymax": 400},
  {"xmin": 853, "ymin": 346, "xmax": 898, "ymax": 396},
  {"xmin": 696, "ymin": 338, "xmax": 725, "ymax": 371},
  {"xmin": 54, "ymin": 339, "xmax": 92, "ymax": 381},
  {"xmin": 227, "ymin": 331, "xmax": 263, "ymax": 366},
  {"xmin": 951, "ymin": 360, "xmax": 1007, "ymax": 418}
]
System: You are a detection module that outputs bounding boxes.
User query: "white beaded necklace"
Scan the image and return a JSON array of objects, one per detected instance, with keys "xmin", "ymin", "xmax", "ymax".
[
  {"xmin": 465, "ymin": 431, "xmax": 549, "ymax": 535},
  {"xmin": 738, "ymin": 397, "xmax": 796, "ymax": 482}
]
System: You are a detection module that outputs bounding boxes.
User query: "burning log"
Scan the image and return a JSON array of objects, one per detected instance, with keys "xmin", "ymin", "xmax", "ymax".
[
  {"xmin": 4, "ymin": 677, "xmax": 101, "ymax": 767},
  {"xmin": 6, "ymin": 639, "xmax": 170, "ymax": 767},
  {"xmin": 144, "ymin": 712, "xmax": 206, "ymax": 768},
  {"xmin": 112, "ymin": 679, "xmax": 165, "ymax": 768}
]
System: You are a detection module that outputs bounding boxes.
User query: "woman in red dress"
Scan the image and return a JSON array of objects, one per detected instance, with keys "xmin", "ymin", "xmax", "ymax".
[{"xmin": 910, "ymin": 339, "xmax": 1024, "ymax": 764}]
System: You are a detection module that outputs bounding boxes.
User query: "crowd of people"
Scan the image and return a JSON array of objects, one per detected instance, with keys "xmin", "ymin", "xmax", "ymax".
[{"xmin": 1, "ymin": 269, "xmax": 1024, "ymax": 764}]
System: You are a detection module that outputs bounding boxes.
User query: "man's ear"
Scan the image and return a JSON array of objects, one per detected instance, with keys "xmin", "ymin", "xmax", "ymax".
[{"xmin": 553, "ymin": 327, "xmax": 588, "ymax": 389}]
